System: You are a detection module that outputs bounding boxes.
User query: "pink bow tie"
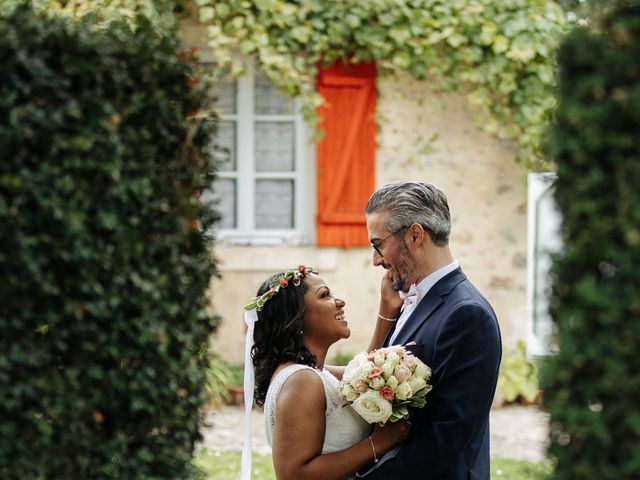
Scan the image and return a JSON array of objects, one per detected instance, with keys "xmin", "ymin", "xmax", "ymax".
[{"xmin": 399, "ymin": 284, "xmax": 419, "ymax": 311}]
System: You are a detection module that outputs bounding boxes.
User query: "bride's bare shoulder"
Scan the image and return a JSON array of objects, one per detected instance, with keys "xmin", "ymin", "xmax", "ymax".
[{"xmin": 277, "ymin": 367, "xmax": 324, "ymax": 408}]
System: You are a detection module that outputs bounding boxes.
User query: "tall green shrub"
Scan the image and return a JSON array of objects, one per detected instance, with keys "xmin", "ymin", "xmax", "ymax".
[
  {"xmin": 542, "ymin": 2, "xmax": 640, "ymax": 478},
  {"xmin": 0, "ymin": 4, "xmax": 218, "ymax": 479}
]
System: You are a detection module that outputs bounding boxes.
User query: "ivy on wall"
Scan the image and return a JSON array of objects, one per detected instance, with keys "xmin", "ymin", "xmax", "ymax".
[
  {"xmin": 0, "ymin": 0, "xmax": 191, "ymax": 32},
  {"xmin": 196, "ymin": 0, "xmax": 568, "ymax": 169}
]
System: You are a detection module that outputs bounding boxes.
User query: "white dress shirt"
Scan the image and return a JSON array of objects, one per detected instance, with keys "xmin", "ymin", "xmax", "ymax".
[{"xmin": 388, "ymin": 260, "xmax": 459, "ymax": 345}]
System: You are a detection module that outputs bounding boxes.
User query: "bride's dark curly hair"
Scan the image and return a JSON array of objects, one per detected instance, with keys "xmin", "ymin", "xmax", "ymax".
[{"xmin": 252, "ymin": 272, "xmax": 316, "ymax": 406}]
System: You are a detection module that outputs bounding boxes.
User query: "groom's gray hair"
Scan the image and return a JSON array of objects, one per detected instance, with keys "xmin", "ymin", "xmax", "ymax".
[{"xmin": 365, "ymin": 181, "xmax": 451, "ymax": 247}]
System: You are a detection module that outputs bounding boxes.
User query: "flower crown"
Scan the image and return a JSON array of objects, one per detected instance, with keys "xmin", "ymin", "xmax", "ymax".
[{"xmin": 243, "ymin": 265, "xmax": 317, "ymax": 311}]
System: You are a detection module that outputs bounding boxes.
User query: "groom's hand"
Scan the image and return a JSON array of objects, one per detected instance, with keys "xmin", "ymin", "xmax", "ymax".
[{"xmin": 372, "ymin": 419, "xmax": 411, "ymax": 453}]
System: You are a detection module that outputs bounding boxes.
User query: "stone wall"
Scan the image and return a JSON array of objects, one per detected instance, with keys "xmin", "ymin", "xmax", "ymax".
[
  {"xmin": 177, "ymin": 18, "xmax": 530, "ymax": 364},
  {"xmin": 208, "ymin": 72, "xmax": 528, "ymax": 364}
]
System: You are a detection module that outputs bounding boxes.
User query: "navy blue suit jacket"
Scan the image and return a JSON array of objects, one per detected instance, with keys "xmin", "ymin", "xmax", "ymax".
[{"xmin": 360, "ymin": 268, "xmax": 501, "ymax": 480}]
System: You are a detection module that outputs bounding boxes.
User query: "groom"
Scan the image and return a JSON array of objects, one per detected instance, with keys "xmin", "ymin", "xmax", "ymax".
[{"xmin": 360, "ymin": 181, "xmax": 502, "ymax": 479}]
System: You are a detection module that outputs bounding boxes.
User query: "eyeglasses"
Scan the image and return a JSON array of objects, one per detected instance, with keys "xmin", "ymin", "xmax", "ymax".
[{"xmin": 371, "ymin": 225, "xmax": 410, "ymax": 257}]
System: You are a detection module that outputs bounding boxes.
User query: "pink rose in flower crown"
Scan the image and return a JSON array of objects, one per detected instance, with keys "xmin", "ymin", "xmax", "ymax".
[{"xmin": 339, "ymin": 346, "xmax": 433, "ymax": 425}]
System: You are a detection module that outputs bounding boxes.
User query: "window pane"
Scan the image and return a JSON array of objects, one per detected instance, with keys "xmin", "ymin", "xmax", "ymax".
[
  {"xmin": 255, "ymin": 179, "xmax": 293, "ymax": 229},
  {"xmin": 212, "ymin": 178, "xmax": 236, "ymax": 229},
  {"xmin": 254, "ymin": 71, "xmax": 294, "ymax": 115},
  {"xmin": 255, "ymin": 122, "xmax": 294, "ymax": 172},
  {"xmin": 214, "ymin": 121, "xmax": 236, "ymax": 171},
  {"xmin": 212, "ymin": 77, "xmax": 236, "ymax": 114}
]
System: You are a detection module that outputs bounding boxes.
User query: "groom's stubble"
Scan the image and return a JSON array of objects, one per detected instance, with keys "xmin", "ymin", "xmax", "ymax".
[{"xmin": 390, "ymin": 239, "xmax": 416, "ymax": 292}]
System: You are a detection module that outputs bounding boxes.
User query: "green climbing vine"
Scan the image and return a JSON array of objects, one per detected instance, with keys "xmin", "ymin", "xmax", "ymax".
[
  {"xmin": 196, "ymin": 0, "xmax": 568, "ymax": 169},
  {"xmin": 0, "ymin": 0, "xmax": 189, "ymax": 33}
]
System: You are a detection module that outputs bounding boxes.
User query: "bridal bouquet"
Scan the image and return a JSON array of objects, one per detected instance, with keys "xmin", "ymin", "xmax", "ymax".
[{"xmin": 338, "ymin": 346, "xmax": 432, "ymax": 425}]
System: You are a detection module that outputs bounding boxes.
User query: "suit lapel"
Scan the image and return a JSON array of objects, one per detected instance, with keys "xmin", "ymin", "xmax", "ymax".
[{"xmin": 392, "ymin": 268, "xmax": 466, "ymax": 346}]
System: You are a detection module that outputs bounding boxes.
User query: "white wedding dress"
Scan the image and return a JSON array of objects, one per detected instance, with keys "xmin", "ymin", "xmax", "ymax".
[{"xmin": 264, "ymin": 364, "xmax": 370, "ymax": 476}]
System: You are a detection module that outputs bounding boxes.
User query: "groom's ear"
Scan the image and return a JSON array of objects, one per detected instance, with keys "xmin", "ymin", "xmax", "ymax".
[{"xmin": 408, "ymin": 223, "xmax": 427, "ymax": 246}]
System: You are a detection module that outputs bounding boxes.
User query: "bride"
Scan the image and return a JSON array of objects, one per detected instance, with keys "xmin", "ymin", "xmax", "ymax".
[{"xmin": 243, "ymin": 266, "xmax": 409, "ymax": 480}]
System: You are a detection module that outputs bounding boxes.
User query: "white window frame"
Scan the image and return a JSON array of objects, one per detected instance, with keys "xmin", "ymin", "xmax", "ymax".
[
  {"xmin": 209, "ymin": 61, "xmax": 312, "ymax": 245},
  {"xmin": 526, "ymin": 172, "xmax": 562, "ymax": 358}
]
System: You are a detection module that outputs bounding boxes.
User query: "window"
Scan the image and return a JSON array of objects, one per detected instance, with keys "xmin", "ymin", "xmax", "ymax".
[
  {"xmin": 206, "ymin": 64, "xmax": 311, "ymax": 244},
  {"xmin": 527, "ymin": 172, "xmax": 561, "ymax": 357}
]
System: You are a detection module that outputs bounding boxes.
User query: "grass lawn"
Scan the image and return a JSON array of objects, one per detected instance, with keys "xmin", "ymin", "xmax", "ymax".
[{"xmin": 193, "ymin": 450, "xmax": 552, "ymax": 479}]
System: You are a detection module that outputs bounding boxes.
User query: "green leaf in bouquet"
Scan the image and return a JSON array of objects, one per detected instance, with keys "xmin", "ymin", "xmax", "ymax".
[
  {"xmin": 388, "ymin": 413, "xmax": 404, "ymax": 423},
  {"xmin": 394, "ymin": 404, "xmax": 409, "ymax": 417},
  {"xmin": 414, "ymin": 385, "xmax": 433, "ymax": 398}
]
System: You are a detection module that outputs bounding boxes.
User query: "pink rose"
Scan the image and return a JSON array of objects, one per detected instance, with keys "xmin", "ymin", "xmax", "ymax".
[
  {"xmin": 368, "ymin": 366, "xmax": 384, "ymax": 379},
  {"xmin": 379, "ymin": 386, "xmax": 395, "ymax": 401}
]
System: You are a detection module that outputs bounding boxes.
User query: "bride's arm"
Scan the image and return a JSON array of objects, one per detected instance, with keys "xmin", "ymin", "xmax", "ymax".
[
  {"xmin": 368, "ymin": 273, "xmax": 402, "ymax": 351},
  {"xmin": 272, "ymin": 369, "xmax": 407, "ymax": 480},
  {"xmin": 324, "ymin": 364, "xmax": 345, "ymax": 380}
]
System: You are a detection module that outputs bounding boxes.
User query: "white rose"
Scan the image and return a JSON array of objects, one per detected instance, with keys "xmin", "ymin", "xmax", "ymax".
[
  {"xmin": 382, "ymin": 362, "xmax": 394, "ymax": 379},
  {"xmin": 408, "ymin": 376, "xmax": 427, "ymax": 394},
  {"xmin": 360, "ymin": 363, "xmax": 374, "ymax": 381},
  {"xmin": 386, "ymin": 375, "xmax": 399, "ymax": 390},
  {"xmin": 385, "ymin": 351, "xmax": 401, "ymax": 370},
  {"xmin": 414, "ymin": 362, "xmax": 431, "ymax": 381},
  {"xmin": 343, "ymin": 352, "xmax": 369, "ymax": 383},
  {"xmin": 339, "ymin": 382, "xmax": 360, "ymax": 402},
  {"xmin": 373, "ymin": 351, "xmax": 386, "ymax": 366},
  {"xmin": 396, "ymin": 381, "xmax": 413, "ymax": 400},
  {"xmin": 352, "ymin": 389, "xmax": 393, "ymax": 424},
  {"xmin": 370, "ymin": 376, "xmax": 385, "ymax": 390}
]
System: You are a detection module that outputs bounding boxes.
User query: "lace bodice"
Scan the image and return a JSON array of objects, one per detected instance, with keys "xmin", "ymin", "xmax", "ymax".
[{"xmin": 264, "ymin": 364, "xmax": 370, "ymax": 455}]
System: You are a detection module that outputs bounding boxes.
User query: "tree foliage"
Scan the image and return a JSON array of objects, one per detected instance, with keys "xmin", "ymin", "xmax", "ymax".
[
  {"xmin": 0, "ymin": 4, "xmax": 218, "ymax": 478},
  {"xmin": 542, "ymin": 1, "xmax": 640, "ymax": 478},
  {"xmin": 196, "ymin": 0, "xmax": 568, "ymax": 169}
]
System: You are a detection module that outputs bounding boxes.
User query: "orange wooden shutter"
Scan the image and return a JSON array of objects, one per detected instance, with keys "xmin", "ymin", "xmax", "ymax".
[{"xmin": 316, "ymin": 61, "xmax": 376, "ymax": 247}]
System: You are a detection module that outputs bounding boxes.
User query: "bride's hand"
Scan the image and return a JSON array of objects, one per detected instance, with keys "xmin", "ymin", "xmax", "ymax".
[
  {"xmin": 370, "ymin": 419, "xmax": 411, "ymax": 454},
  {"xmin": 378, "ymin": 272, "xmax": 402, "ymax": 319}
]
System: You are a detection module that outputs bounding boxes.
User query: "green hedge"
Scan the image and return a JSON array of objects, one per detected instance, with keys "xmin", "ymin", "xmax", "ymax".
[
  {"xmin": 542, "ymin": 2, "xmax": 640, "ymax": 479},
  {"xmin": 0, "ymin": 4, "xmax": 218, "ymax": 479}
]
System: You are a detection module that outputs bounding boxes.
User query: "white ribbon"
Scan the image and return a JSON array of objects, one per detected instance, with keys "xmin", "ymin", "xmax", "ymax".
[{"xmin": 240, "ymin": 308, "xmax": 259, "ymax": 480}]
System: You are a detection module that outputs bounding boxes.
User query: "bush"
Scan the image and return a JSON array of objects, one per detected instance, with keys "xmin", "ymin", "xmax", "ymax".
[
  {"xmin": 497, "ymin": 340, "xmax": 540, "ymax": 404},
  {"xmin": 542, "ymin": 2, "xmax": 640, "ymax": 479},
  {"xmin": 0, "ymin": 4, "xmax": 218, "ymax": 479}
]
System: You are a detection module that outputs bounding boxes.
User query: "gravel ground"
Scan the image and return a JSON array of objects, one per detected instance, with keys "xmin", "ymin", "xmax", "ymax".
[{"xmin": 199, "ymin": 404, "xmax": 550, "ymax": 463}]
